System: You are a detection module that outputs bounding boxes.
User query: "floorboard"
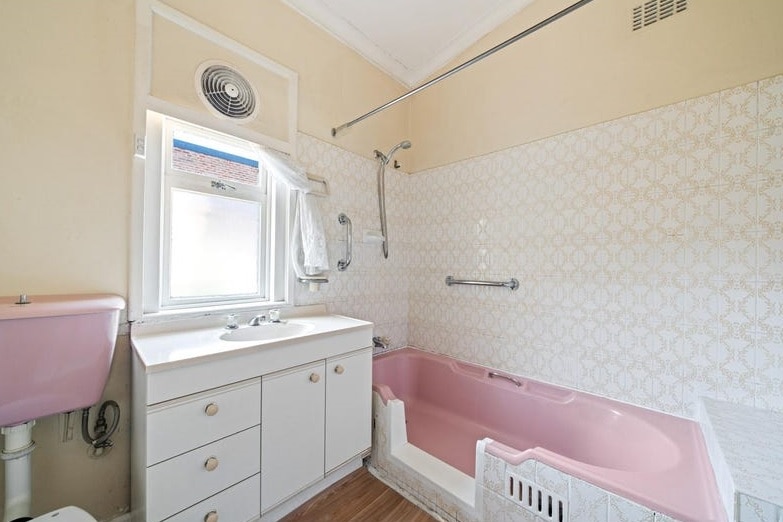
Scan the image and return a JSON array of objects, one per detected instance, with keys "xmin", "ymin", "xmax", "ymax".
[{"xmin": 280, "ymin": 467, "xmax": 435, "ymax": 522}]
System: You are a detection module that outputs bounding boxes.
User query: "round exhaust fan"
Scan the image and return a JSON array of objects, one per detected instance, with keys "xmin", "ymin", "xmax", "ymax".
[{"xmin": 196, "ymin": 61, "xmax": 259, "ymax": 122}]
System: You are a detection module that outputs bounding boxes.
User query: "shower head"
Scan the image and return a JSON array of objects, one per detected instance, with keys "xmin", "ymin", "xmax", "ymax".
[
  {"xmin": 375, "ymin": 140, "xmax": 412, "ymax": 165},
  {"xmin": 387, "ymin": 140, "xmax": 411, "ymax": 159}
]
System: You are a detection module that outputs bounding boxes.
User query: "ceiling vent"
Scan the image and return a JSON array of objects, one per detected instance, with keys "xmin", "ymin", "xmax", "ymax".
[
  {"xmin": 196, "ymin": 61, "xmax": 259, "ymax": 122},
  {"xmin": 632, "ymin": 0, "xmax": 687, "ymax": 31}
]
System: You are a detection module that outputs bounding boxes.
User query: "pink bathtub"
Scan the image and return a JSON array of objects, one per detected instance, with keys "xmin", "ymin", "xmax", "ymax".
[{"xmin": 372, "ymin": 348, "xmax": 725, "ymax": 522}]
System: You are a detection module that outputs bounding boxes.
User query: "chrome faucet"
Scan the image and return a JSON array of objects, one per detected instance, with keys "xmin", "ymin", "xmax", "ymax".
[
  {"xmin": 372, "ymin": 336, "xmax": 390, "ymax": 350},
  {"xmin": 225, "ymin": 314, "xmax": 239, "ymax": 330},
  {"xmin": 248, "ymin": 314, "xmax": 267, "ymax": 326}
]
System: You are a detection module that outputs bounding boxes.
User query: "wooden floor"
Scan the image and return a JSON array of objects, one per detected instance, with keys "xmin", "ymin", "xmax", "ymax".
[{"xmin": 281, "ymin": 467, "xmax": 436, "ymax": 522}]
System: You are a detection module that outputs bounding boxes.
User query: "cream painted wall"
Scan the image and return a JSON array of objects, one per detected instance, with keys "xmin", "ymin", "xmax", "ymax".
[
  {"xmin": 0, "ymin": 0, "xmax": 411, "ymax": 297},
  {"xmin": 410, "ymin": 0, "xmax": 783, "ymax": 171},
  {"xmin": 0, "ymin": 1, "xmax": 134, "ymax": 296},
  {"xmin": 160, "ymin": 0, "xmax": 414, "ymax": 170},
  {"xmin": 0, "ymin": 1, "xmax": 409, "ymax": 519}
]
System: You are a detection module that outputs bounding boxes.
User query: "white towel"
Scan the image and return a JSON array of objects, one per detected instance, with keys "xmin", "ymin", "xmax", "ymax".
[
  {"xmin": 294, "ymin": 191, "xmax": 329, "ymax": 274},
  {"xmin": 258, "ymin": 148, "xmax": 329, "ymax": 276}
]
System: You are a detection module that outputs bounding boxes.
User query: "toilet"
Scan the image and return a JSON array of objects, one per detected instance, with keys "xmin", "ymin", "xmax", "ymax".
[
  {"xmin": 30, "ymin": 507, "xmax": 96, "ymax": 522},
  {"xmin": 0, "ymin": 294, "xmax": 124, "ymax": 522}
]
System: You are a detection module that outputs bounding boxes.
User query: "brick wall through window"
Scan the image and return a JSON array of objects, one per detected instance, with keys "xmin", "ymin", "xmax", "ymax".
[{"xmin": 172, "ymin": 144, "xmax": 259, "ymax": 186}]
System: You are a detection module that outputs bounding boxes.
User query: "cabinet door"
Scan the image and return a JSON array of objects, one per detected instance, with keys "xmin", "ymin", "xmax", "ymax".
[
  {"xmin": 325, "ymin": 348, "xmax": 372, "ymax": 471},
  {"xmin": 261, "ymin": 361, "xmax": 325, "ymax": 513}
]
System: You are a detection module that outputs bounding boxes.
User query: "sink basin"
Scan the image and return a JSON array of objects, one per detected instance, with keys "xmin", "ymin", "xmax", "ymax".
[
  {"xmin": 0, "ymin": 294, "xmax": 125, "ymax": 427},
  {"xmin": 220, "ymin": 321, "xmax": 314, "ymax": 342}
]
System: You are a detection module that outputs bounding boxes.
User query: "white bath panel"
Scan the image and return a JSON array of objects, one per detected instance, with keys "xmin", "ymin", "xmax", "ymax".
[
  {"xmin": 504, "ymin": 470, "xmax": 568, "ymax": 522},
  {"xmin": 392, "ymin": 443, "xmax": 475, "ymax": 506}
]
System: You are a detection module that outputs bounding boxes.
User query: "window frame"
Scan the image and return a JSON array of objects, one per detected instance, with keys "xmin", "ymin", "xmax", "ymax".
[{"xmin": 138, "ymin": 111, "xmax": 291, "ymax": 318}]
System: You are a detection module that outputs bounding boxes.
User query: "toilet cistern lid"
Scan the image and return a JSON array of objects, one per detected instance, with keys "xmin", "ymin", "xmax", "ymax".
[{"xmin": 30, "ymin": 506, "xmax": 97, "ymax": 522}]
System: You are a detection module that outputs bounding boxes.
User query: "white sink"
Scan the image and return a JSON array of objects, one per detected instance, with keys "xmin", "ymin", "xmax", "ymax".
[{"xmin": 220, "ymin": 321, "xmax": 314, "ymax": 342}]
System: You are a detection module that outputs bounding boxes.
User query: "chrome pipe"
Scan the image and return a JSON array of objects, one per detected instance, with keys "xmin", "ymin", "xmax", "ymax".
[
  {"xmin": 374, "ymin": 141, "xmax": 410, "ymax": 259},
  {"xmin": 330, "ymin": 0, "xmax": 595, "ymax": 136},
  {"xmin": 375, "ymin": 152, "xmax": 389, "ymax": 258}
]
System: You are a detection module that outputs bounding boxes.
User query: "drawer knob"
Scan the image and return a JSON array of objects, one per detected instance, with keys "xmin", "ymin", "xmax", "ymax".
[
  {"xmin": 309, "ymin": 373, "xmax": 320, "ymax": 383},
  {"xmin": 204, "ymin": 403, "xmax": 219, "ymax": 416},
  {"xmin": 204, "ymin": 456, "xmax": 219, "ymax": 471},
  {"xmin": 334, "ymin": 365, "xmax": 345, "ymax": 375},
  {"xmin": 204, "ymin": 511, "xmax": 218, "ymax": 522}
]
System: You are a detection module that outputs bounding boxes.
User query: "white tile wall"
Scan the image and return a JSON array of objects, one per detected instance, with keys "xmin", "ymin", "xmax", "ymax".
[
  {"xmin": 294, "ymin": 134, "xmax": 409, "ymax": 351},
  {"xmin": 405, "ymin": 74, "xmax": 783, "ymax": 417},
  {"xmin": 738, "ymin": 494, "xmax": 783, "ymax": 522},
  {"xmin": 701, "ymin": 398, "xmax": 783, "ymax": 510},
  {"xmin": 296, "ymin": 74, "xmax": 783, "ymax": 417}
]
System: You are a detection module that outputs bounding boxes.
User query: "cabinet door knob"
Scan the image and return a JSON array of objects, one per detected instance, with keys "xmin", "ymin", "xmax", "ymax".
[
  {"xmin": 334, "ymin": 365, "xmax": 345, "ymax": 375},
  {"xmin": 309, "ymin": 373, "xmax": 320, "ymax": 383},
  {"xmin": 204, "ymin": 511, "xmax": 218, "ymax": 522},
  {"xmin": 204, "ymin": 402, "xmax": 219, "ymax": 416},
  {"xmin": 204, "ymin": 456, "xmax": 219, "ymax": 471}
]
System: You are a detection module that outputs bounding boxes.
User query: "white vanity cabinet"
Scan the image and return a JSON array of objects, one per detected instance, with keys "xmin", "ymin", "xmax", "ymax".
[
  {"xmin": 261, "ymin": 348, "xmax": 372, "ymax": 513},
  {"xmin": 261, "ymin": 361, "xmax": 325, "ymax": 512},
  {"xmin": 324, "ymin": 349, "xmax": 372, "ymax": 472},
  {"xmin": 134, "ymin": 378, "xmax": 262, "ymax": 522},
  {"xmin": 131, "ymin": 313, "xmax": 373, "ymax": 522}
]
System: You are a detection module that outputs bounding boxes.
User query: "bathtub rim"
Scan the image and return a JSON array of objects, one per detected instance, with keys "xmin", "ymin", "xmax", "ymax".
[{"xmin": 372, "ymin": 346, "xmax": 728, "ymax": 522}]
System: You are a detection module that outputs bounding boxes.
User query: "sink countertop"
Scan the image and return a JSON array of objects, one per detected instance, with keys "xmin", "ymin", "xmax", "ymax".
[{"xmin": 131, "ymin": 312, "xmax": 373, "ymax": 372}]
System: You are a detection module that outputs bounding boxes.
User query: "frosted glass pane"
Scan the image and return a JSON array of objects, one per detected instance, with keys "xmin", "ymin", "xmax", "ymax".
[{"xmin": 169, "ymin": 189, "xmax": 261, "ymax": 298}]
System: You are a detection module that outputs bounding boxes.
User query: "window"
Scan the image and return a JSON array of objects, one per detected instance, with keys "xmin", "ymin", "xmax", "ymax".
[{"xmin": 140, "ymin": 112, "xmax": 289, "ymax": 315}]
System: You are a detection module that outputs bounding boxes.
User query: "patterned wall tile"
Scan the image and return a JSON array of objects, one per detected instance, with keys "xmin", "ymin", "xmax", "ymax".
[
  {"xmin": 570, "ymin": 477, "xmax": 609, "ymax": 522},
  {"xmin": 406, "ymin": 74, "xmax": 783, "ymax": 416},
  {"xmin": 294, "ymin": 133, "xmax": 409, "ymax": 350},
  {"xmin": 738, "ymin": 493, "xmax": 782, "ymax": 522},
  {"xmin": 482, "ymin": 488, "xmax": 537, "ymax": 522},
  {"xmin": 686, "ymin": 92, "xmax": 721, "ymax": 142},
  {"xmin": 297, "ymin": 74, "xmax": 782, "ymax": 417},
  {"xmin": 535, "ymin": 462, "xmax": 570, "ymax": 498},
  {"xmin": 608, "ymin": 495, "xmax": 656, "ymax": 522},
  {"xmin": 759, "ymin": 76, "xmax": 783, "ymax": 130},
  {"xmin": 721, "ymin": 83, "xmax": 759, "ymax": 137}
]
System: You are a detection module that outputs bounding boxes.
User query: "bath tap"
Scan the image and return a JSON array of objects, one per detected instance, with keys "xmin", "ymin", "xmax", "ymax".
[
  {"xmin": 372, "ymin": 336, "xmax": 390, "ymax": 350},
  {"xmin": 225, "ymin": 314, "xmax": 239, "ymax": 329}
]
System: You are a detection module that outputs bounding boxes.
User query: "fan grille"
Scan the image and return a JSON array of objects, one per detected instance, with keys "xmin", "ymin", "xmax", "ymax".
[{"xmin": 198, "ymin": 64, "xmax": 258, "ymax": 121}]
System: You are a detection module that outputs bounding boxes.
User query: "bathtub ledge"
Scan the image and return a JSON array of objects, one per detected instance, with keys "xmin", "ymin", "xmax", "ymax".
[{"xmin": 699, "ymin": 398, "xmax": 783, "ymax": 518}]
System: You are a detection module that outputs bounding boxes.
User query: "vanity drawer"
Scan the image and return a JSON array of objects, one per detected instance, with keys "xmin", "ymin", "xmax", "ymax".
[
  {"xmin": 147, "ymin": 378, "xmax": 260, "ymax": 465},
  {"xmin": 147, "ymin": 426, "xmax": 260, "ymax": 522},
  {"xmin": 163, "ymin": 474, "xmax": 260, "ymax": 522}
]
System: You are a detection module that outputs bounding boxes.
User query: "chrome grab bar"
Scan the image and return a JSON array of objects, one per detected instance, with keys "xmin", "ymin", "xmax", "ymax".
[
  {"xmin": 337, "ymin": 213, "xmax": 352, "ymax": 271},
  {"xmin": 445, "ymin": 276, "xmax": 519, "ymax": 290},
  {"xmin": 488, "ymin": 372, "xmax": 522, "ymax": 387}
]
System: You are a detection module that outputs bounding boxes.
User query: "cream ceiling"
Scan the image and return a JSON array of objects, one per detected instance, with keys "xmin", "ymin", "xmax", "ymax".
[{"xmin": 283, "ymin": 0, "xmax": 537, "ymax": 87}]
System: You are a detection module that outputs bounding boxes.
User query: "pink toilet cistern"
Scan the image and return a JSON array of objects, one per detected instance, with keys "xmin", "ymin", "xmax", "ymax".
[{"xmin": 0, "ymin": 293, "xmax": 125, "ymax": 522}]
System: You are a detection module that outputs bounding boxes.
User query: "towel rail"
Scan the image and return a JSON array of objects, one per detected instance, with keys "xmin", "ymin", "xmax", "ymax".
[{"xmin": 445, "ymin": 276, "xmax": 519, "ymax": 291}]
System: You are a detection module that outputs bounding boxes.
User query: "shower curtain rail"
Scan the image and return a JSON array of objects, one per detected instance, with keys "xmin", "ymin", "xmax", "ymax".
[
  {"xmin": 445, "ymin": 276, "xmax": 519, "ymax": 291},
  {"xmin": 330, "ymin": 0, "xmax": 595, "ymax": 137}
]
